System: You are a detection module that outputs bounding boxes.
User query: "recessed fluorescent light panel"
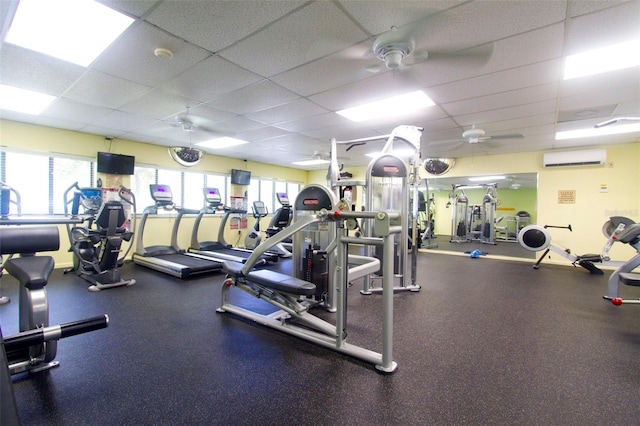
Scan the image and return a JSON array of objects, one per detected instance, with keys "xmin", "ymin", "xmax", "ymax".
[
  {"xmin": 0, "ymin": 84, "xmax": 56, "ymax": 115},
  {"xmin": 336, "ymin": 90, "xmax": 435, "ymax": 122},
  {"xmin": 564, "ymin": 40, "xmax": 640, "ymax": 80},
  {"xmin": 196, "ymin": 137, "xmax": 249, "ymax": 149},
  {"xmin": 556, "ymin": 123, "xmax": 640, "ymax": 140},
  {"xmin": 292, "ymin": 159, "xmax": 330, "ymax": 166},
  {"xmin": 5, "ymin": 0, "xmax": 134, "ymax": 67}
]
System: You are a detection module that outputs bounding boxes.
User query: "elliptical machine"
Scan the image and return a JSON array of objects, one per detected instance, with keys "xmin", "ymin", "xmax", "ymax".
[
  {"xmin": 244, "ymin": 201, "xmax": 268, "ymax": 250},
  {"xmin": 63, "ymin": 183, "xmax": 136, "ymax": 291}
]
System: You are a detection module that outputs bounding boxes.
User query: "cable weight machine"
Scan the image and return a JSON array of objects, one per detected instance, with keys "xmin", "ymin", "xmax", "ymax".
[{"xmin": 326, "ymin": 125, "xmax": 423, "ymax": 294}]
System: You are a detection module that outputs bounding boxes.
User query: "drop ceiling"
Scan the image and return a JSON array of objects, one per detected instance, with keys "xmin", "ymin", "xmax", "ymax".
[{"xmin": 1, "ymin": 0, "xmax": 638, "ymax": 170}]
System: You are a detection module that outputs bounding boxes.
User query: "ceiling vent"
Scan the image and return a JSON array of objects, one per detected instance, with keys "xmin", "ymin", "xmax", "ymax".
[{"xmin": 543, "ymin": 149, "xmax": 606, "ymax": 168}]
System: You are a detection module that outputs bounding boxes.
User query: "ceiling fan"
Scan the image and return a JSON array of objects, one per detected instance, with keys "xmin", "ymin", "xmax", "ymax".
[
  {"xmin": 363, "ymin": 25, "xmax": 495, "ymax": 73},
  {"xmin": 168, "ymin": 108, "xmax": 206, "ymax": 167},
  {"xmin": 429, "ymin": 125, "xmax": 524, "ymax": 150}
]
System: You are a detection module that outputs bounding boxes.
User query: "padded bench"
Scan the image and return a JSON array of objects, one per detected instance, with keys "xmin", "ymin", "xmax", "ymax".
[
  {"xmin": 619, "ymin": 272, "xmax": 640, "ymax": 287},
  {"xmin": 222, "ymin": 261, "xmax": 316, "ymax": 297}
]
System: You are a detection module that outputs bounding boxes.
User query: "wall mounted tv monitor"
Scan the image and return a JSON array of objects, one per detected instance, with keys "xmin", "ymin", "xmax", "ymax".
[
  {"xmin": 230, "ymin": 169, "xmax": 251, "ymax": 185},
  {"xmin": 97, "ymin": 152, "xmax": 135, "ymax": 175}
]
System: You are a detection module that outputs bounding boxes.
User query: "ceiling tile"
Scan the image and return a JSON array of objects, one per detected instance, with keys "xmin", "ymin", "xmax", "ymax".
[
  {"xmin": 118, "ymin": 89, "xmax": 191, "ymax": 119},
  {"xmin": 339, "ymin": 1, "xmax": 462, "ymax": 35},
  {"xmin": 63, "ymin": 69, "xmax": 151, "ymax": 109},
  {"xmin": 274, "ymin": 112, "xmax": 352, "ymax": 133},
  {"xmin": 40, "ymin": 98, "xmax": 114, "ymax": 124},
  {"xmin": 428, "ymin": 60, "xmax": 563, "ymax": 104},
  {"xmin": 96, "ymin": 0, "xmax": 159, "ymax": 18},
  {"xmin": 146, "ymin": 0, "xmax": 304, "ymax": 52},
  {"xmin": 565, "ymin": 1, "xmax": 640, "ymax": 54},
  {"xmin": 207, "ymin": 80, "xmax": 298, "ymax": 115},
  {"xmin": 245, "ymin": 99, "xmax": 330, "ymax": 125},
  {"xmin": 219, "ymin": 1, "xmax": 369, "ymax": 77},
  {"xmin": 92, "ymin": 22, "xmax": 212, "ymax": 87},
  {"xmin": 441, "ymin": 83, "xmax": 559, "ymax": 117},
  {"xmin": 160, "ymin": 56, "xmax": 262, "ymax": 101},
  {"xmin": 0, "ymin": 43, "xmax": 85, "ymax": 96}
]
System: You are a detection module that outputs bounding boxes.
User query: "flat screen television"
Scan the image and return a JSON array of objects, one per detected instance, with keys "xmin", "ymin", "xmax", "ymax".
[
  {"xmin": 230, "ymin": 169, "xmax": 251, "ymax": 185},
  {"xmin": 97, "ymin": 152, "xmax": 135, "ymax": 175}
]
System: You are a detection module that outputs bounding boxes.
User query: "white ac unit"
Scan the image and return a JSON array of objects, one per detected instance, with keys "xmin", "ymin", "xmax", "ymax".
[{"xmin": 543, "ymin": 149, "xmax": 606, "ymax": 167}]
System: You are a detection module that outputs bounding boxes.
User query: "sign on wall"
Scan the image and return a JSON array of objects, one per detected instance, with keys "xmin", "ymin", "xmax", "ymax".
[{"xmin": 558, "ymin": 190, "xmax": 576, "ymax": 204}]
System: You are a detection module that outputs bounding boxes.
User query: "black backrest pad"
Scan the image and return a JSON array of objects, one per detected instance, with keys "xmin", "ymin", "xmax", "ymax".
[{"xmin": 0, "ymin": 226, "xmax": 60, "ymax": 255}]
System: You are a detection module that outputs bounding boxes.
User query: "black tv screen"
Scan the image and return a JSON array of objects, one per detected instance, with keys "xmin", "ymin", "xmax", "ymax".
[
  {"xmin": 97, "ymin": 152, "xmax": 135, "ymax": 175},
  {"xmin": 231, "ymin": 169, "xmax": 251, "ymax": 185}
]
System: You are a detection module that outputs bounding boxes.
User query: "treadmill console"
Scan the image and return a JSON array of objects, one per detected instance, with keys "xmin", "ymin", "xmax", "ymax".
[
  {"xmin": 276, "ymin": 192, "xmax": 290, "ymax": 207},
  {"xmin": 150, "ymin": 184, "xmax": 173, "ymax": 204},
  {"xmin": 203, "ymin": 187, "xmax": 222, "ymax": 207}
]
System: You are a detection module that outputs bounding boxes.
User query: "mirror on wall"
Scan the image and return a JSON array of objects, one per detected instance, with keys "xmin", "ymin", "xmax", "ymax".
[{"xmin": 419, "ymin": 173, "xmax": 538, "ymax": 259}]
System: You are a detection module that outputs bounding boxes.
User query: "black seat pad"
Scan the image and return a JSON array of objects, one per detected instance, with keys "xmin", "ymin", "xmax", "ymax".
[
  {"xmin": 4, "ymin": 256, "xmax": 55, "ymax": 289},
  {"xmin": 223, "ymin": 261, "xmax": 316, "ymax": 296},
  {"xmin": 619, "ymin": 272, "xmax": 640, "ymax": 287}
]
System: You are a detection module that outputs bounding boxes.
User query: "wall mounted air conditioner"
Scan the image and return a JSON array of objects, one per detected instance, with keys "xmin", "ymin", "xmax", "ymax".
[{"xmin": 543, "ymin": 149, "xmax": 606, "ymax": 167}]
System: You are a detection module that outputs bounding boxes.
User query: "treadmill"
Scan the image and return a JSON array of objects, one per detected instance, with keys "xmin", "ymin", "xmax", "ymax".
[
  {"xmin": 132, "ymin": 184, "xmax": 223, "ymax": 279},
  {"xmin": 188, "ymin": 187, "xmax": 278, "ymax": 265}
]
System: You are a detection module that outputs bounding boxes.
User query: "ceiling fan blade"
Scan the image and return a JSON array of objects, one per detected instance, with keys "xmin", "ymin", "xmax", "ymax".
[
  {"xmin": 408, "ymin": 42, "xmax": 495, "ymax": 68},
  {"xmin": 486, "ymin": 133, "xmax": 525, "ymax": 141}
]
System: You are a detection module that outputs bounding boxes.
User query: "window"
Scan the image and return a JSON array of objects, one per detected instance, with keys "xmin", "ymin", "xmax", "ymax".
[
  {"xmin": 246, "ymin": 178, "xmax": 301, "ymax": 215},
  {"xmin": 1, "ymin": 147, "xmax": 300, "ymax": 217},
  {"xmin": 1, "ymin": 150, "xmax": 93, "ymax": 215},
  {"xmin": 183, "ymin": 172, "xmax": 205, "ymax": 209},
  {"xmin": 131, "ymin": 166, "xmax": 156, "ymax": 211},
  {"xmin": 53, "ymin": 156, "xmax": 94, "ymax": 214}
]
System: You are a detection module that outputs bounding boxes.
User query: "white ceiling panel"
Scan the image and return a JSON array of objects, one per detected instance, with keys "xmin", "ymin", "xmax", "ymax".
[
  {"xmin": 453, "ymin": 100, "xmax": 558, "ymax": 128},
  {"xmin": 208, "ymin": 80, "xmax": 298, "ymax": 115},
  {"xmin": 441, "ymin": 83, "xmax": 559, "ymax": 117},
  {"xmin": 219, "ymin": 2, "xmax": 369, "ymax": 77},
  {"xmin": 160, "ymin": 56, "xmax": 262, "ymax": 102},
  {"xmin": 0, "ymin": 0, "xmax": 637, "ymax": 169},
  {"xmin": 40, "ymin": 98, "xmax": 113, "ymax": 124},
  {"xmin": 565, "ymin": 1, "xmax": 640, "ymax": 53},
  {"xmin": 274, "ymin": 112, "xmax": 352, "ymax": 133},
  {"xmin": 146, "ymin": 0, "xmax": 304, "ymax": 53},
  {"xmin": 92, "ymin": 22, "xmax": 211, "ymax": 87},
  {"xmin": 339, "ymin": 1, "xmax": 463, "ymax": 36},
  {"xmin": 96, "ymin": 0, "xmax": 159, "ymax": 18},
  {"xmin": 62, "ymin": 69, "xmax": 151, "ymax": 109},
  {"xmin": 245, "ymin": 99, "xmax": 330, "ymax": 125},
  {"xmin": 0, "ymin": 44, "xmax": 86, "ymax": 96},
  {"xmin": 428, "ymin": 60, "xmax": 563, "ymax": 104},
  {"xmin": 118, "ymin": 89, "xmax": 191, "ymax": 119}
]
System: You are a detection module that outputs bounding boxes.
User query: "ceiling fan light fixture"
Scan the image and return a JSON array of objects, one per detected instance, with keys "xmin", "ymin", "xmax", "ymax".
[
  {"xmin": 168, "ymin": 147, "xmax": 204, "ymax": 167},
  {"xmin": 384, "ymin": 50, "xmax": 404, "ymax": 69}
]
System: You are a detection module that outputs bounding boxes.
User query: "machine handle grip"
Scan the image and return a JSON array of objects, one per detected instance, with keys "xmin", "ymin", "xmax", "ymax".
[{"xmin": 3, "ymin": 315, "xmax": 108, "ymax": 351}]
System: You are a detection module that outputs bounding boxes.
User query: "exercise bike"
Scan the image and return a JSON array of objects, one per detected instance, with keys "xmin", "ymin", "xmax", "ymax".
[
  {"xmin": 63, "ymin": 183, "xmax": 136, "ymax": 291},
  {"xmin": 244, "ymin": 201, "xmax": 268, "ymax": 250}
]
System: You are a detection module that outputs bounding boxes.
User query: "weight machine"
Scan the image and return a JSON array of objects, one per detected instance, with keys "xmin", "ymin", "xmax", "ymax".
[
  {"xmin": 217, "ymin": 183, "xmax": 398, "ymax": 372},
  {"xmin": 0, "ymin": 223, "xmax": 108, "ymax": 376},
  {"xmin": 326, "ymin": 125, "xmax": 423, "ymax": 294},
  {"xmin": 449, "ymin": 183, "xmax": 498, "ymax": 244}
]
